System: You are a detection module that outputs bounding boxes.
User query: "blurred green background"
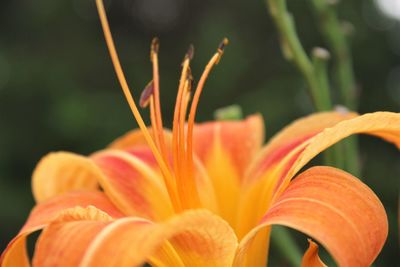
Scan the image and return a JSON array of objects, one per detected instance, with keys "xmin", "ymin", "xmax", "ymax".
[{"xmin": 0, "ymin": 0, "xmax": 399, "ymax": 265}]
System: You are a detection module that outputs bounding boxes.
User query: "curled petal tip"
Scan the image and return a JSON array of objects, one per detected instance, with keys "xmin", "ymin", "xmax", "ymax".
[{"xmin": 301, "ymin": 239, "xmax": 327, "ymax": 267}]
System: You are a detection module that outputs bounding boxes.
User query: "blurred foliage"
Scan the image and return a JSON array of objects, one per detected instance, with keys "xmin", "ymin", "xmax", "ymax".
[{"xmin": 0, "ymin": 0, "xmax": 399, "ymax": 265}]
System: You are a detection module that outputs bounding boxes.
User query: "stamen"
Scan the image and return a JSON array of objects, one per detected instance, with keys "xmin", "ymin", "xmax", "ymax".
[
  {"xmin": 171, "ymin": 45, "xmax": 201, "ymax": 209},
  {"xmin": 172, "ymin": 45, "xmax": 193, "ymax": 177},
  {"xmin": 150, "ymin": 37, "xmax": 160, "ymax": 58},
  {"xmin": 140, "ymin": 82, "xmax": 161, "ymax": 149},
  {"xmin": 175, "ymin": 79, "xmax": 190, "ymax": 180},
  {"xmin": 139, "ymin": 80, "xmax": 154, "ymax": 108},
  {"xmin": 95, "ymin": 0, "xmax": 181, "ymax": 211},
  {"xmin": 150, "ymin": 37, "xmax": 168, "ymax": 163},
  {"xmin": 149, "ymin": 97, "xmax": 161, "ymax": 150},
  {"xmin": 218, "ymin": 38, "xmax": 229, "ymax": 52},
  {"xmin": 179, "ymin": 72, "xmax": 193, "ymax": 159},
  {"xmin": 178, "ymin": 78, "xmax": 191, "ymax": 175},
  {"xmin": 177, "ymin": 78, "xmax": 200, "ymax": 209},
  {"xmin": 139, "ymin": 82, "xmax": 162, "ymax": 151},
  {"xmin": 186, "ymin": 38, "xmax": 229, "ymax": 184},
  {"xmin": 186, "ymin": 44, "xmax": 195, "ymax": 61}
]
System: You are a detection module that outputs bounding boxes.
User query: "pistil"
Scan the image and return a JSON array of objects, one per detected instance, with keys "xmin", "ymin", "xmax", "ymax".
[{"xmin": 96, "ymin": 0, "xmax": 181, "ymax": 211}]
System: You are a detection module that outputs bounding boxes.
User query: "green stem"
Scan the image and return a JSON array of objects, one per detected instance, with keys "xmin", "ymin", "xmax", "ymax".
[
  {"xmin": 312, "ymin": 47, "xmax": 344, "ymax": 168},
  {"xmin": 343, "ymin": 137, "xmax": 360, "ymax": 177},
  {"xmin": 266, "ymin": 0, "xmax": 332, "ymax": 111},
  {"xmin": 309, "ymin": 0, "xmax": 357, "ymax": 110},
  {"xmin": 271, "ymin": 226, "xmax": 302, "ymax": 266},
  {"xmin": 311, "ymin": 48, "xmax": 333, "ymax": 111},
  {"xmin": 309, "ymin": 0, "xmax": 361, "ymax": 177}
]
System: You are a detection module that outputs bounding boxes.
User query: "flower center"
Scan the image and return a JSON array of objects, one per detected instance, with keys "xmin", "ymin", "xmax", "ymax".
[{"xmin": 95, "ymin": 0, "xmax": 228, "ymax": 213}]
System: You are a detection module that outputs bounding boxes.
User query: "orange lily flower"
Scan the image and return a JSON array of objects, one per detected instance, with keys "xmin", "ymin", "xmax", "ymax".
[{"xmin": 1, "ymin": 1, "xmax": 400, "ymax": 266}]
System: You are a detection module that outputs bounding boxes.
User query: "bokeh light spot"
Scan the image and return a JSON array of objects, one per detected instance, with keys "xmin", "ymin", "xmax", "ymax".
[{"xmin": 375, "ymin": 0, "xmax": 400, "ymax": 21}]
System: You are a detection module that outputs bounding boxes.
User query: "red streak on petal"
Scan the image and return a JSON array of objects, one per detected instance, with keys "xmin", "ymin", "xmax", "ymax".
[
  {"xmin": 256, "ymin": 133, "xmax": 316, "ymax": 176},
  {"xmin": 125, "ymin": 146, "xmax": 158, "ymax": 167},
  {"xmin": 125, "ymin": 146, "xmax": 175, "ymax": 172},
  {"xmin": 273, "ymin": 147, "xmax": 306, "ymax": 193},
  {"xmin": 95, "ymin": 155, "xmax": 151, "ymax": 217}
]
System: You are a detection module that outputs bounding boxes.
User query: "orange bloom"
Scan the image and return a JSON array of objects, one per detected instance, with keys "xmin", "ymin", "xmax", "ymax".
[{"xmin": 1, "ymin": 1, "xmax": 400, "ymax": 266}]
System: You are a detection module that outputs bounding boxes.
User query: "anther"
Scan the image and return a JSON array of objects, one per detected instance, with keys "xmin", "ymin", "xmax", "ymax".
[
  {"xmin": 216, "ymin": 38, "xmax": 229, "ymax": 64},
  {"xmin": 139, "ymin": 80, "xmax": 154, "ymax": 108},
  {"xmin": 186, "ymin": 71, "xmax": 194, "ymax": 92},
  {"xmin": 186, "ymin": 44, "xmax": 195, "ymax": 61},
  {"xmin": 218, "ymin": 38, "xmax": 229, "ymax": 52},
  {"xmin": 150, "ymin": 37, "xmax": 160, "ymax": 60}
]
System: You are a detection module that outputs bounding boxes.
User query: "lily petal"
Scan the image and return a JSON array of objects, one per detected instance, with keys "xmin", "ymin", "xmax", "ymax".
[
  {"xmin": 32, "ymin": 152, "xmax": 100, "ymax": 203},
  {"xmin": 235, "ymin": 111, "xmax": 356, "ymax": 251},
  {"xmin": 194, "ymin": 114, "xmax": 264, "ymax": 179},
  {"xmin": 192, "ymin": 157, "xmax": 219, "ymax": 213},
  {"xmin": 91, "ymin": 148, "xmax": 174, "ymax": 220},
  {"xmin": 0, "ymin": 192, "xmax": 123, "ymax": 267},
  {"xmin": 32, "ymin": 206, "xmax": 114, "ymax": 267},
  {"xmin": 236, "ymin": 166, "xmax": 388, "ymax": 267},
  {"xmin": 301, "ymin": 239, "xmax": 327, "ymax": 267},
  {"xmin": 276, "ymin": 112, "xmax": 400, "ymax": 194},
  {"xmin": 244, "ymin": 111, "xmax": 357, "ymax": 185},
  {"xmin": 193, "ymin": 114, "xmax": 264, "ymax": 226},
  {"xmin": 109, "ymin": 129, "xmax": 152, "ymax": 150},
  {"xmin": 238, "ymin": 112, "xmax": 399, "ymax": 239},
  {"xmin": 32, "ymin": 209, "xmax": 237, "ymax": 267}
]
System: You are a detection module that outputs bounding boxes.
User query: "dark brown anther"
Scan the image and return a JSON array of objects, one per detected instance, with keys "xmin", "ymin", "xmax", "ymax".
[
  {"xmin": 188, "ymin": 76, "xmax": 194, "ymax": 92},
  {"xmin": 215, "ymin": 38, "xmax": 229, "ymax": 64},
  {"xmin": 139, "ymin": 80, "xmax": 154, "ymax": 108},
  {"xmin": 186, "ymin": 66, "xmax": 192, "ymax": 78},
  {"xmin": 186, "ymin": 69, "xmax": 194, "ymax": 92},
  {"xmin": 186, "ymin": 44, "xmax": 194, "ymax": 60},
  {"xmin": 218, "ymin": 38, "xmax": 229, "ymax": 53},
  {"xmin": 150, "ymin": 37, "xmax": 160, "ymax": 60},
  {"xmin": 182, "ymin": 44, "xmax": 194, "ymax": 66}
]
